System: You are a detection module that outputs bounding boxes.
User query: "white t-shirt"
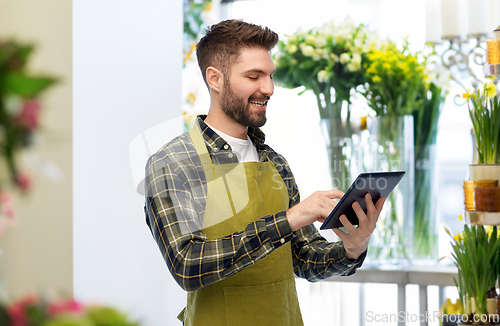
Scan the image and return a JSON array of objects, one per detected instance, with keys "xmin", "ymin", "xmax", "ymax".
[{"xmin": 206, "ymin": 123, "xmax": 259, "ymax": 163}]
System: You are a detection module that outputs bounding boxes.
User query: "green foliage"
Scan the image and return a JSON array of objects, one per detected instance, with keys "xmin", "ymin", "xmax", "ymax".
[
  {"xmin": 362, "ymin": 38, "xmax": 427, "ymax": 117},
  {"xmin": 464, "ymin": 81, "xmax": 500, "ymax": 164},
  {"xmin": 447, "ymin": 225, "xmax": 500, "ymax": 315},
  {"xmin": 0, "ymin": 39, "xmax": 57, "ymax": 190}
]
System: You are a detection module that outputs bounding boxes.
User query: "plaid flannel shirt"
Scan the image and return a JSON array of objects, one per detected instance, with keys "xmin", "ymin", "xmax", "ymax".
[{"xmin": 144, "ymin": 115, "xmax": 366, "ymax": 292}]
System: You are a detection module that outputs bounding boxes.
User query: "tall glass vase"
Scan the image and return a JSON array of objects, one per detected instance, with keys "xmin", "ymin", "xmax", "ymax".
[
  {"xmin": 319, "ymin": 100, "xmax": 357, "ymax": 192},
  {"xmin": 366, "ymin": 115, "xmax": 415, "ymax": 265},
  {"xmin": 413, "ymin": 144, "xmax": 438, "ymax": 262}
]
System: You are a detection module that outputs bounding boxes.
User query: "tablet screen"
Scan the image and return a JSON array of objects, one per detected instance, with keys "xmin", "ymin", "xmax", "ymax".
[{"xmin": 320, "ymin": 172, "xmax": 405, "ymax": 230}]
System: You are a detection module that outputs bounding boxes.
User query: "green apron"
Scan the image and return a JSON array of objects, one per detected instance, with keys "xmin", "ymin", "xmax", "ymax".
[{"xmin": 178, "ymin": 124, "xmax": 303, "ymax": 326}]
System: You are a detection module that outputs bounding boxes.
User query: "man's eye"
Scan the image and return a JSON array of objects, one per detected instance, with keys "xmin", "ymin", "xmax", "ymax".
[{"xmin": 248, "ymin": 77, "xmax": 258, "ymax": 80}]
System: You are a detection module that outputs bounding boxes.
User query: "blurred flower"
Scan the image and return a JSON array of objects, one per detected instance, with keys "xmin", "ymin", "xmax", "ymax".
[
  {"xmin": 1, "ymin": 295, "xmax": 141, "ymax": 326},
  {"xmin": 484, "ymin": 81, "xmax": 497, "ymax": 99},
  {"xmin": 0, "ymin": 39, "xmax": 56, "ymax": 236},
  {"xmin": 16, "ymin": 100, "xmax": 40, "ymax": 131},
  {"xmin": 16, "ymin": 173, "xmax": 31, "ymax": 191}
]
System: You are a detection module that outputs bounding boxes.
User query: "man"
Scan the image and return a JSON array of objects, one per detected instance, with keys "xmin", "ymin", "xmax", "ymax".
[{"xmin": 145, "ymin": 19, "xmax": 386, "ymax": 326}]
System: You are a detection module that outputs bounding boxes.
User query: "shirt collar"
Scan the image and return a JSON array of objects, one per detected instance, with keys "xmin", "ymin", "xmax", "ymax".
[{"xmin": 195, "ymin": 115, "xmax": 266, "ymax": 151}]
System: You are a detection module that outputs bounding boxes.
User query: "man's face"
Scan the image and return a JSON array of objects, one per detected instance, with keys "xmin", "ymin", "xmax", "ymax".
[{"xmin": 220, "ymin": 47, "xmax": 276, "ymax": 128}]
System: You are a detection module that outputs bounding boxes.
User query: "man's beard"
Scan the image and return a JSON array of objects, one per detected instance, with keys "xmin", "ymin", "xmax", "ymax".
[{"xmin": 220, "ymin": 77, "xmax": 269, "ymax": 128}]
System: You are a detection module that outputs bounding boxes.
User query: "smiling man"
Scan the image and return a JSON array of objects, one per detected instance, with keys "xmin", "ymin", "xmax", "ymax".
[{"xmin": 144, "ymin": 19, "xmax": 386, "ymax": 326}]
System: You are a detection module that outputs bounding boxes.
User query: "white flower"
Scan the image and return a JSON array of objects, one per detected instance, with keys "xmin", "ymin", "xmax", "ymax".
[
  {"xmin": 4, "ymin": 95, "xmax": 23, "ymax": 116},
  {"xmin": 312, "ymin": 49, "xmax": 325, "ymax": 61},
  {"xmin": 347, "ymin": 61, "xmax": 361, "ymax": 72},
  {"xmin": 315, "ymin": 36, "xmax": 327, "ymax": 48},
  {"xmin": 352, "ymin": 53, "xmax": 362, "ymax": 65},
  {"xmin": 330, "ymin": 53, "xmax": 339, "ymax": 62},
  {"xmin": 340, "ymin": 53, "xmax": 351, "ymax": 64},
  {"xmin": 318, "ymin": 70, "xmax": 329, "ymax": 83},
  {"xmin": 285, "ymin": 44, "xmax": 298, "ymax": 54},
  {"xmin": 305, "ymin": 34, "xmax": 316, "ymax": 46},
  {"xmin": 300, "ymin": 44, "xmax": 315, "ymax": 57},
  {"xmin": 285, "ymin": 34, "xmax": 297, "ymax": 44},
  {"xmin": 322, "ymin": 49, "xmax": 330, "ymax": 59}
]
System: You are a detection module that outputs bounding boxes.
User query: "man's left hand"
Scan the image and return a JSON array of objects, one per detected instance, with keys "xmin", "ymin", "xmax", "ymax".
[{"xmin": 332, "ymin": 193, "xmax": 386, "ymax": 260}]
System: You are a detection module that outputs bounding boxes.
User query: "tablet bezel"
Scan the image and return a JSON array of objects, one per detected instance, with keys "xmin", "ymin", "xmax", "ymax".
[{"xmin": 319, "ymin": 171, "xmax": 406, "ymax": 230}]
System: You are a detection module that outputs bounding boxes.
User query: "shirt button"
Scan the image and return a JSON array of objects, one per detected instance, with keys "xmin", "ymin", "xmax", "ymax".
[
  {"xmin": 223, "ymin": 144, "xmax": 229, "ymax": 150},
  {"xmin": 280, "ymin": 238, "xmax": 285, "ymax": 244},
  {"xmin": 228, "ymin": 153, "xmax": 234, "ymax": 159}
]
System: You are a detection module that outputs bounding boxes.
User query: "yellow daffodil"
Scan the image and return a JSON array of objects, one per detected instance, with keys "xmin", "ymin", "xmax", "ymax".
[
  {"xmin": 462, "ymin": 90, "xmax": 473, "ymax": 101},
  {"xmin": 372, "ymin": 75, "xmax": 381, "ymax": 82},
  {"xmin": 483, "ymin": 81, "xmax": 497, "ymax": 99}
]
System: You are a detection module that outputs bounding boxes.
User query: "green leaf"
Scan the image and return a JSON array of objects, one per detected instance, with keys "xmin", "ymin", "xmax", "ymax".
[{"xmin": 5, "ymin": 73, "xmax": 56, "ymax": 97}]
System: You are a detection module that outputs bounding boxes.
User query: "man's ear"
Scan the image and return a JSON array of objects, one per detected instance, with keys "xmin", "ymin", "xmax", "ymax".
[{"xmin": 206, "ymin": 66, "xmax": 223, "ymax": 93}]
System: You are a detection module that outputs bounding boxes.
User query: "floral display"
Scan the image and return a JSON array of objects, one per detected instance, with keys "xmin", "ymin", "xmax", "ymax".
[
  {"xmin": 363, "ymin": 38, "xmax": 426, "ymax": 117},
  {"xmin": 0, "ymin": 295, "xmax": 141, "ymax": 326},
  {"xmin": 445, "ymin": 221, "xmax": 500, "ymax": 322},
  {"xmin": 361, "ymin": 39, "xmax": 427, "ymax": 262},
  {"xmin": 273, "ymin": 17, "xmax": 379, "ymax": 191},
  {"xmin": 463, "ymin": 79, "xmax": 500, "ymax": 164},
  {"xmin": 412, "ymin": 65, "xmax": 449, "ymax": 260},
  {"xmin": 0, "ymin": 39, "xmax": 56, "ymax": 235}
]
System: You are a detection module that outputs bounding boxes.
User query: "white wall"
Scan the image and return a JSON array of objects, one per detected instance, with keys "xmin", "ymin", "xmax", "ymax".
[{"xmin": 73, "ymin": 1, "xmax": 185, "ymax": 325}]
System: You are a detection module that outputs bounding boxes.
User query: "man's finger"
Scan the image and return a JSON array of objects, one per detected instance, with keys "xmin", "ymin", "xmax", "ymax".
[
  {"xmin": 365, "ymin": 193, "xmax": 376, "ymax": 217},
  {"xmin": 339, "ymin": 215, "xmax": 357, "ymax": 234},
  {"xmin": 316, "ymin": 189, "xmax": 345, "ymax": 200},
  {"xmin": 332, "ymin": 227, "xmax": 347, "ymax": 241},
  {"xmin": 352, "ymin": 201, "xmax": 368, "ymax": 226},
  {"xmin": 375, "ymin": 196, "xmax": 386, "ymax": 212}
]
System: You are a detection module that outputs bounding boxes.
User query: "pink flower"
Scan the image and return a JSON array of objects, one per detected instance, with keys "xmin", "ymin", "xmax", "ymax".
[
  {"xmin": 0, "ymin": 193, "xmax": 11, "ymax": 205},
  {"xmin": 48, "ymin": 299, "xmax": 85, "ymax": 316},
  {"xmin": 15, "ymin": 173, "xmax": 31, "ymax": 191},
  {"xmin": 16, "ymin": 100, "xmax": 40, "ymax": 130},
  {"xmin": 7, "ymin": 295, "xmax": 39, "ymax": 326}
]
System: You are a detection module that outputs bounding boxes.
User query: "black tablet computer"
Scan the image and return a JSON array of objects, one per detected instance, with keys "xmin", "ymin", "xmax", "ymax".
[{"xmin": 320, "ymin": 171, "xmax": 405, "ymax": 230}]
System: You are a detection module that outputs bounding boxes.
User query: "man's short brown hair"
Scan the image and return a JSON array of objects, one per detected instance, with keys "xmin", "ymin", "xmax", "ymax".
[{"xmin": 196, "ymin": 19, "xmax": 279, "ymax": 89}]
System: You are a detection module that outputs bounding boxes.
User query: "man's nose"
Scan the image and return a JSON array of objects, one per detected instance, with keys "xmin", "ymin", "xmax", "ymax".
[{"xmin": 260, "ymin": 77, "xmax": 274, "ymax": 97}]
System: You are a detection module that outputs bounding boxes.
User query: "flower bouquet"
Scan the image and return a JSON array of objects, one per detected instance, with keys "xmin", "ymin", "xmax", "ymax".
[
  {"xmin": 361, "ymin": 38, "xmax": 426, "ymax": 262},
  {"xmin": 273, "ymin": 17, "xmax": 379, "ymax": 191},
  {"xmin": 0, "ymin": 295, "xmax": 141, "ymax": 326},
  {"xmin": 0, "ymin": 39, "xmax": 56, "ymax": 233}
]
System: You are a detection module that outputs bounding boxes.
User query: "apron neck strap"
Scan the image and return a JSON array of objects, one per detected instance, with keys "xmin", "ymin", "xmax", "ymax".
[{"xmin": 189, "ymin": 124, "xmax": 216, "ymax": 182}]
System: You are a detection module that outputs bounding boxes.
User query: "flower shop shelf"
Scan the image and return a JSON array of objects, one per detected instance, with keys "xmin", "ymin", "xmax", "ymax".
[
  {"xmin": 464, "ymin": 211, "xmax": 500, "ymax": 225},
  {"xmin": 325, "ymin": 264, "xmax": 458, "ymax": 326}
]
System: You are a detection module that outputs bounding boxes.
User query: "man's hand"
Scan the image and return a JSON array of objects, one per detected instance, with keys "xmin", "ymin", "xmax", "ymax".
[
  {"xmin": 286, "ymin": 190, "xmax": 344, "ymax": 232},
  {"xmin": 333, "ymin": 193, "xmax": 386, "ymax": 260}
]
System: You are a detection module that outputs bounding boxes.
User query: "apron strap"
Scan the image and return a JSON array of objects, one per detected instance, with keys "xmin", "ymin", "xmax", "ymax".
[{"xmin": 189, "ymin": 124, "xmax": 216, "ymax": 182}]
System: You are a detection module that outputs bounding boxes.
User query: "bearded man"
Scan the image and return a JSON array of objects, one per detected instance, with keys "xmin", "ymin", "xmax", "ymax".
[{"xmin": 144, "ymin": 19, "xmax": 386, "ymax": 326}]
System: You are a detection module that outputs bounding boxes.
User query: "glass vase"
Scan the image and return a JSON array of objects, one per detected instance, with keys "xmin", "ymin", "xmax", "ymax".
[
  {"xmin": 319, "ymin": 100, "xmax": 355, "ymax": 192},
  {"xmin": 365, "ymin": 115, "xmax": 415, "ymax": 266},
  {"xmin": 413, "ymin": 144, "xmax": 439, "ymax": 262}
]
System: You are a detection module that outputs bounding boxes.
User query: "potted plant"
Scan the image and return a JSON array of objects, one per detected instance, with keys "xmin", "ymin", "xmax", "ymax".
[
  {"xmin": 463, "ymin": 80, "xmax": 500, "ymax": 181},
  {"xmin": 446, "ymin": 222, "xmax": 500, "ymax": 324}
]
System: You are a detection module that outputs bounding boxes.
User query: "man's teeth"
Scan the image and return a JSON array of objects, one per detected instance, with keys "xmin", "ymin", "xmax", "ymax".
[{"xmin": 250, "ymin": 100, "xmax": 266, "ymax": 106}]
